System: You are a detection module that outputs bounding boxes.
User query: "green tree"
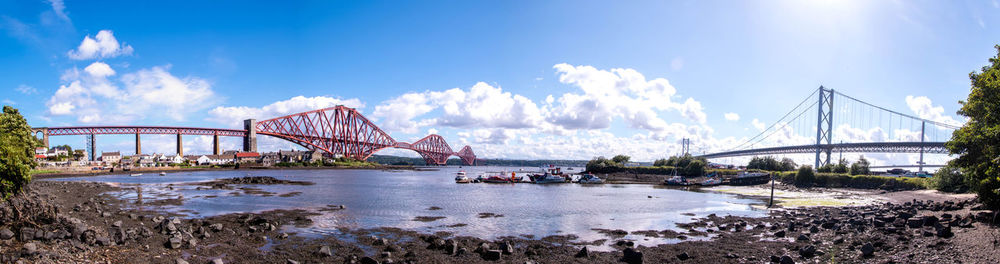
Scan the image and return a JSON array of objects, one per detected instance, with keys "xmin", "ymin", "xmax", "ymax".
[
  {"xmin": 817, "ymin": 163, "xmax": 834, "ymax": 173},
  {"xmin": 947, "ymin": 45, "xmax": 1000, "ymax": 209},
  {"xmin": 849, "ymin": 156, "xmax": 870, "ymax": 175},
  {"xmin": 932, "ymin": 164, "xmax": 970, "ymax": 193},
  {"xmin": 795, "ymin": 165, "xmax": 815, "ymax": 187},
  {"xmin": 611, "ymin": 154, "xmax": 631, "ymax": 165},
  {"xmin": 1, "ymin": 106, "xmax": 36, "ymax": 200},
  {"xmin": 833, "ymin": 158, "xmax": 849, "ymax": 174},
  {"xmin": 683, "ymin": 160, "xmax": 706, "ymax": 176},
  {"xmin": 653, "ymin": 158, "xmax": 668, "ymax": 167},
  {"xmin": 779, "ymin": 158, "xmax": 797, "ymax": 171}
]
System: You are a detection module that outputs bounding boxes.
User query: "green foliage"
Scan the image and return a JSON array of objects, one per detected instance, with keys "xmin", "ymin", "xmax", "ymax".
[
  {"xmin": 0, "ymin": 106, "xmax": 35, "ymax": 200},
  {"xmin": 586, "ymin": 156, "xmax": 619, "ymax": 172},
  {"xmin": 584, "ymin": 155, "xmax": 715, "ymax": 176},
  {"xmin": 653, "ymin": 158, "xmax": 668, "ymax": 167},
  {"xmin": 817, "ymin": 163, "xmax": 833, "ymax": 173},
  {"xmin": 774, "ymin": 171, "xmax": 929, "ymax": 191},
  {"xmin": 947, "ymin": 45, "xmax": 1000, "ymax": 210},
  {"xmin": 747, "ymin": 156, "xmax": 796, "ymax": 171},
  {"xmin": 932, "ymin": 164, "xmax": 970, "ymax": 193},
  {"xmin": 794, "ymin": 165, "xmax": 815, "ymax": 187},
  {"xmin": 833, "ymin": 158, "xmax": 849, "ymax": 174},
  {"xmin": 683, "ymin": 160, "xmax": 706, "ymax": 176},
  {"xmin": 611, "ymin": 155, "xmax": 631, "ymax": 165},
  {"xmin": 849, "ymin": 156, "xmax": 870, "ymax": 175}
]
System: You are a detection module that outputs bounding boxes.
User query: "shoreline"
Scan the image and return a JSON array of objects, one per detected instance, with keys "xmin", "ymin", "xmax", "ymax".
[
  {"xmin": 30, "ymin": 164, "xmax": 423, "ymax": 180},
  {"xmin": 2, "ymin": 177, "xmax": 998, "ymax": 263}
]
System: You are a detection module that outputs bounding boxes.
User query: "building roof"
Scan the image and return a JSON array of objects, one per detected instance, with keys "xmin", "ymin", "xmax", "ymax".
[
  {"xmin": 35, "ymin": 154, "xmax": 47, "ymax": 159},
  {"xmin": 102, "ymin": 151, "xmax": 121, "ymax": 156},
  {"xmin": 235, "ymin": 152, "xmax": 260, "ymax": 158}
]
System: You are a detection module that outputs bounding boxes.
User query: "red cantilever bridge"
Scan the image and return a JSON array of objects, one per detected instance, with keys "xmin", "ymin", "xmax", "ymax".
[{"xmin": 31, "ymin": 106, "xmax": 477, "ymax": 165}]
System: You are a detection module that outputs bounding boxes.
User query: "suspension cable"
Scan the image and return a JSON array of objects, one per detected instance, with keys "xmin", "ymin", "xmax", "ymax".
[
  {"xmin": 833, "ymin": 90, "xmax": 961, "ymax": 130},
  {"xmin": 729, "ymin": 88, "xmax": 820, "ymax": 151}
]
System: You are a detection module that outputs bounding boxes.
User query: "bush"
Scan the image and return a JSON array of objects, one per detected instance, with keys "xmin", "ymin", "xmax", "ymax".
[
  {"xmin": 776, "ymin": 171, "xmax": 928, "ymax": 191},
  {"xmin": 1, "ymin": 106, "xmax": 36, "ymax": 200},
  {"xmin": 849, "ymin": 156, "xmax": 870, "ymax": 175},
  {"xmin": 683, "ymin": 160, "xmax": 706, "ymax": 176},
  {"xmin": 932, "ymin": 165, "xmax": 970, "ymax": 193},
  {"xmin": 794, "ymin": 165, "xmax": 815, "ymax": 187}
]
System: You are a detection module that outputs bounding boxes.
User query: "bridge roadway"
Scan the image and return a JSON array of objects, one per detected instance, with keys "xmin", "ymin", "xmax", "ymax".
[
  {"xmin": 32, "ymin": 126, "xmax": 250, "ymax": 157},
  {"xmin": 698, "ymin": 142, "xmax": 948, "ymax": 159}
]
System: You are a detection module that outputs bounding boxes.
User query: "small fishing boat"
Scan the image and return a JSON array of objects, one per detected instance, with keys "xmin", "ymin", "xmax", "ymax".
[
  {"xmin": 455, "ymin": 170, "xmax": 472, "ymax": 183},
  {"xmin": 577, "ymin": 173, "xmax": 604, "ymax": 184},
  {"xmin": 129, "ymin": 173, "xmax": 143, "ymax": 177},
  {"xmin": 159, "ymin": 172, "xmax": 167, "ymax": 176},
  {"xmin": 483, "ymin": 171, "xmax": 523, "ymax": 183},
  {"xmin": 699, "ymin": 177, "xmax": 722, "ymax": 186},
  {"xmin": 532, "ymin": 172, "xmax": 566, "ymax": 184},
  {"xmin": 664, "ymin": 175, "xmax": 690, "ymax": 186},
  {"xmin": 729, "ymin": 171, "xmax": 771, "ymax": 186}
]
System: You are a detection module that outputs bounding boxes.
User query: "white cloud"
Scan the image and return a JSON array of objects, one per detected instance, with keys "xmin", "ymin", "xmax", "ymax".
[
  {"xmin": 904, "ymin": 95, "xmax": 963, "ymax": 127},
  {"xmin": 47, "ymin": 0, "xmax": 70, "ymax": 23},
  {"xmin": 724, "ymin": 112, "xmax": 740, "ymax": 121},
  {"xmin": 67, "ymin": 30, "xmax": 133, "ymax": 60},
  {"xmin": 16, "ymin": 84, "xmax": 37, "ymax": 95},
  {"xmin": 207, "ymin": 95, "xmax": 364, "ymax": 128},
  {"xmin": 372, "ymin": 82, "xmax": 544, "ymax": 134},
  {"xmin": 751, "ymin": 118, "xmax": 765, "ymax": 131},
  {"xmin": 46, "ymin": 63, "xmax": 216, "ymax": 123},
  {"xmin": 2, "ymin": 99, "xmax": 16, "ymax": 105}
]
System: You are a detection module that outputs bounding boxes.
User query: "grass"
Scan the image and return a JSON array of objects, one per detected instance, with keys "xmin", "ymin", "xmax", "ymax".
[{"xmin": 29, "ymin": 169, "xmax": 60, "ymax": 175}]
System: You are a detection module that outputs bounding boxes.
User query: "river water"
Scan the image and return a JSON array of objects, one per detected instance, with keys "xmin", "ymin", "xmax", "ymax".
[{"xmin": 50, "ymin": 166, "xmax": 769, "ymax": 248}]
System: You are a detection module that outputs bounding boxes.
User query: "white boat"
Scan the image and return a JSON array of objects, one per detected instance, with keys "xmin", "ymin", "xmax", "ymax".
[
  {"xmin": 455, "ymin": 170, "xmax": 471, "ymax": 183},
  {"xmin": 129, "ymin": 173, "xmax": 143, "ymax": 177},
  {"xmin": 700, "ymin": 177, "xmax": 722, "ymax": 186},
  {"xmin": 577, "ymin": 173, "xmax": 604, "ymax": 184},
  {"xmin": 159, "ymin": 172, "xmax": 167, "ymax": 176},
  {"xmin": 531, "ymin": 172, "xmax": 566, "ymax": 184}
]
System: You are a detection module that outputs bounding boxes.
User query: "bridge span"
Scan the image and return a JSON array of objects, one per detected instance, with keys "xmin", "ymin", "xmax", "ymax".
[
  {"xmin": 699, "ymin": 142, "xmax": 948, "ymax": 159},
  {"xmin": 31, "ymin": 106, "xmax": 476, "ymax": 165}
]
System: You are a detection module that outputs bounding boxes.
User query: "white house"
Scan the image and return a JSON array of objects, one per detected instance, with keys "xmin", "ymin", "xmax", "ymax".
[
  {"xmin": 100, "ymin": 152, "xmax": 122, "ymax": 164},
  {"xmin": 158, "ymin": 155, "xmax": 184, "ymax": 164}
]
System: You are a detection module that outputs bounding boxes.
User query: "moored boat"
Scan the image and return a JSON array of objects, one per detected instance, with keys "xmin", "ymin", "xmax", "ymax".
[
  {"xmin": 129, "ymin": 173, "xmax": 142, "ymax": 177},
  {"xmin": 455, "ymin": 170, "xmax": 472, "ymax": 183},
  {"xmin": 159, "ymin": 172, "xmax": 167, "ymax": 176},
  {"xmin": 728, "ymin": 171, "xmax": 771, "ymax": 186},
  {"xmin": 577, "ymin": 173, "xmax": 604, "ymax": 184},
  {"xmin": 664, "ymin": 175, "xmax": 690, "ymax": 186},
  {"xmin": 699, "ymin": 177, "xmax": 722, "ymax": 186}
]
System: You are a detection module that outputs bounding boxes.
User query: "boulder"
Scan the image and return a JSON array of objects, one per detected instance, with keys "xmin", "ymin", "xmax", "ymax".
[
  {"xmin": 286, "ymin": 260, "xmax": 299, "ymax": 264},
  {"xmin": 211, "ymin": 258, "xmax": 224, "ymax": 264},
  {"xmin": 210, "ymin": 223, "xmax": 224, "ymax": 232},
  {"xmin": 175, "ymin": 259, "xmax": 189, "ymax": 264},
  {"xmin": 797, "ymin": 234, "xmax": 810, "ymax": 242},
  {"xmin": 892, "ymin": 218, "xmax": 906, "ymax": 227},
  {"xmin": 482, "ymin": 249, "xmax": 503, "ymax": 261},
  {"xmin": 676, "ymin": 252, "xmax": 691, "ymax": 261},
  {"xmin": 799, "ymin": 245, "xmax": 816, "ymax": 258},
  {"xmin": 360, "ymin": 257, "xmax": 379, "ymax": 264},
  {"xmin": 779, "ymin": 255, "xmax": 795, "ymax": 264},
  {"xmin": 167, "ymin": 236, "xmax": 183, "ymax": 249},
  {"xmin": 502, "ymin": 241, "xmax": 514, "ymax": 255},
  {"xmin": 622, "ymin": 247, "xmax": 643, "ymax": 264},
  {"xmin": 0, "ymin": 228, "xmax": 13, "ymax": 240},
  {"xmin": 861, "ymin": 242, "xmax": 875, "ymax": 257},
  {"xmin": 809, "ymin": 226, "xmax": 819, "ymax": 233},
  {"xmin": 907, "ymin": 219, "xmax": 923, "ymax": 229},
  {"xmin": 774, "ymin": 230, "xmax": 786, "ymax": 238},
  {"xmin": 923, "ymin": 216, "xmax": 939, "ymax": 227},
  {"xmin": 19, "ymin": 227, "xmax": 35, "ymax": 241},
  {"xmin": 575, "ymin": 246, "xmax": 589, "ymax": 258},
  {"xmin": 936, "ymin": 226, "xmax": 953, "ymax": 238},
  {"xmin": 23, "ymin": 242, "xmax": 37, "ymax": 255},
  {"xmin": 318, "ymin": 245, "xmax": 334, "ymax": 257}
]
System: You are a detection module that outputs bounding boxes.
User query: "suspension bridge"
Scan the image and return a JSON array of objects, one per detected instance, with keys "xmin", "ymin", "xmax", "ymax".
[
  {"xmin": 699, "ymin": 86, "xmax": 960, "ymax": 172},
  {"xmin": 31, "ymin": 106, "xmax": 477, "ymax": 165}
]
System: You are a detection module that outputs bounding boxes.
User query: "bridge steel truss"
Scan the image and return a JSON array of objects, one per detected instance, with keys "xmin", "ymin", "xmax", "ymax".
[
  {"xmin": 38, "ymin": 126, "xmax": 248, "ymax": 137},
  {"xmin": 255, "ymin": 106, "xmax": 476, "ymax": 165},
  {"xmin": 699, "ymin": 142, "xmax": 948, "ymax": 159}
]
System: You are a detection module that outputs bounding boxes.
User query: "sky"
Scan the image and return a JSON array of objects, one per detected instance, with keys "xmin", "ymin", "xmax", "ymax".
[{"xmin": 1, "ymin": 0, "xmax": 998, "ymax": 167}]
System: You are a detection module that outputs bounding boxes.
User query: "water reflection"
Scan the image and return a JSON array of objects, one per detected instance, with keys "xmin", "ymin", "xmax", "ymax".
[{"xmin": 50, "ymin": 167, "xmax": 768, "ymax": 247}]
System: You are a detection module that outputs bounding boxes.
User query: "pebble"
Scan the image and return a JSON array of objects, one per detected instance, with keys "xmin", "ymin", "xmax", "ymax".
[
  {"xmin": 175, "ymin": 259, "xmax": 189, "ymax": 264},
  {"xmin": 575, "ymin": 246, "xmax": 589, "ymax": 258},
  {"xmin": 318, "ymin": 245, "xmax": 333, "ymax": 257},
  {"xmin": 0, "ymin": 228, "xmax": 13, "ymax": 240}
]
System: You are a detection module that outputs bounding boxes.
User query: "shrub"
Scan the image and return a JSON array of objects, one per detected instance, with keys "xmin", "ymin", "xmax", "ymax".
[
  {"xmin": 794, "ymin": 165, "xmax": 815, "ymax": 187},
  {"xmin": 683, "ymin": 160, "xmax": 706, "ymax": 176},
  {"xmin": 849, "ymin": 156, "xmax": 871, "ymax": 175},
  {"xmin": 932, "ymin": 165, "xmax": 970, "ymax": 193}
]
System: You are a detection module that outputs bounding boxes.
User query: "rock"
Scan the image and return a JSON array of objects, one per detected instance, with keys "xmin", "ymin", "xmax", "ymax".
[
  {"xmin": 286, "ymin": 260, "xmax": 299, "ymax": 264},
  {"xmin": 175, "ymin": 259, "xmax": 189, "ymax": 264},
  {"xmin": 676, "ymin": 252, "xmax": 690, "ymax": 261},
  {"xmin": 936, "ymin": 226, "xmax": 953, "ymax": 238},
  {"xmin": 0, "ymin": 228, "xmax": 13, "ymax": 240},
  {"xmin": 113, "ymin": 220, "xmax": 123, "ymax": 228},
  {"xmin": 799, "ymin": 245, "xmax": 816, "ymax": 258},
  {"xmin": 924, "ymin": 216, "xmax": 939, "ymax": 226},
  {"xmin": 502, "ymin": 241, "xmax": 513, "ymax": 254},
  {"xmin": 833, "ymin": 237, "xmax": 845, "ymax": 244},
  {"xmin": 188, "ymin": 238, "xmax": 198, "ymax": 248},
  {"xmin": 81, "ymin": 230, "xmax": 97, "ymax": 245},
  {"xmin": 780, "ymin": 255, "xmax": 795, "ymax": 264},
  {"xmin": 770, "ymin": 255, "xmax": 781, "ymax": 262},
  {"xmin": 907, "ymin": 218, "xmax": 923, "ymax": 228},
  {"xmin": 380, "ymin": 252, "xmax": 391, "ymax": 258},
  {"xmin": 861, "ymin": 242, "xmax": 875, "ymax": 257},
  {"xmin": 102, "ymin": 212, "xmax": 112, "ymax": 217},
  {"xmin": 892, "ymin": 218, "xmax": 907, "ymax": 227},
  {"xmin": 385, "ymin": 244, "xmax": 403, "ymax": 253},
  {"xmin": 797, "ymin": 234, "xmax": 810, "ymax": 241},
  {"xmin": 318, "ymin": 245, "xmax": 334, "ymax": 257},
  {"xmin": 96, "ymin": 236, "xmax": 112, "ymax": 246},
  {"xmin": 211, "ymin": 258, "xmax": 224, "ymax": 264},
  {"xmin": 575, "ymin": 246, "xmax": 589, "ymax": 258},
  {"xmin": 210, "ymin": 223, "xmax": 224, "ymax": 232},
  {"xmin": 622, "ymin": 247, "xmax": 643, "ymax": 264},
  {"xmin": 809, "ymin": 226, "xmax": 819, "ymax": 233},
  {"xmin": 360, "ymin": 257, "xmax": 379, "ymax": 264},
  {"xmin": 482, "ymin": 249, "xmax": 503, "ymax": 261},
  {"xmin": 446, "ymin": 240, "xmax": 459, "ymax": 255},
  {"xmin": 774, "ymin": 230, "xmax": 786, "ymax": 238},
  {"xmin": 23, "ymin": 242, "xmax": 37, "ymax": 255},
  {"xmin": 167, "ymin": 236, "xmax": 183, "ymax": 249},
  {"xmin": 19, "ymin": 227, "xmax": 35, "ymax": 241}
]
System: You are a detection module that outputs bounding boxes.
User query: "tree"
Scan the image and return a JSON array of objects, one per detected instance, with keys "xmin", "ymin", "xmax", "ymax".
[
  {"xmin": 779, "ymin": 158, "xmax": 797, "ymax": 171},
  {"xmin": 795, "ymin": 165, "xmax": 815, "ymax": 187},
  {"xmin": 849, "ymin": 156, "xmax": 870, "ymax": 175},
  {"xmin": 947, "ymin": 45, "xmax": 1000, "ymax": 209},
  {"xmin": 817, "ymin": 163, "xmax": 834, "ymax": 173},
  {"xmin": 683, "ymin": 160, "xmax": 706, "ymax": 176},
  {"xmin": 611, "ymin": 155, "xmax": 631, "ymax": 165},
  {"xmin": 1, "ymin": 106, "xmax": 36, "ymax": 200},
  {"xmin": 833, "ymin": 158, "xmax": 849, "ymax": 174},
  {"xmin": 932, "ymin": 164, "xmax": 970, "ymax": 193},
  {"xmin": 653, "ymin": 158, "xmax": 668, "ymax": 167}
]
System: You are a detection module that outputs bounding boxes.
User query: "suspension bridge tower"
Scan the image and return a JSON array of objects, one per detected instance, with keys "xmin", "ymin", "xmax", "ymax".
[{"xmin": 814, "ymin": 86, "xmax": 834, "ymax": 168}]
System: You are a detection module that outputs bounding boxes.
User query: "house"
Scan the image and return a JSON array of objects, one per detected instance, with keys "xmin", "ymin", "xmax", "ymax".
[
  {"xmin": 34, "ymin": 154, "xmax": 47, "ymax": 162},
  {"xmin": 100, "ymin": 152, "xmax": 122, "ymax": 164},
  {"xmin": 235, "ymin": 152, "xmax": 260, "ymax": 164},
  {"xmin": 73, "ymin": 149, "xmax": 88, "ymax": 161},
  {"xmin": 158, "ymin": 155, "xmax": 185, "ymax": 164},
  {"xmin": 47, "ymin": 146, "xmax": 69, "ymax": 158},
  {"xmin": 35, "ymin": 147, "xmax": 47, "ymax": 156},
  {"xmin": 204, "ymin": 155, "xmax": 233, "ymax": 165},
  {"xmin": 134, "ymin": 154, "xmax": 156, "ymax": 167},
  {"xmin": 262, "ymin": 153, "xmax": 281, "ymax": 166}
]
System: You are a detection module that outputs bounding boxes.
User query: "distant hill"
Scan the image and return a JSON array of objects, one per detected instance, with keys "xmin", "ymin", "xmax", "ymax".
[{"xmin": 366, "ymin": 154, "xmax": 588, "ymax": 167}]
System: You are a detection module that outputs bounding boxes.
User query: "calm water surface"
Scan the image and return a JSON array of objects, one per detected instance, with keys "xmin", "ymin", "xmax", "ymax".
[{"xmin": 50, "ymin": 167, "xmax": 768, "ymax": 247}]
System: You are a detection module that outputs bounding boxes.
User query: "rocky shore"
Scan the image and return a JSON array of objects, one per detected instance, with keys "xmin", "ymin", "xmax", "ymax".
[{"xmin": 2, "ymin": 180, "xmax": 999, "ymax": 263}]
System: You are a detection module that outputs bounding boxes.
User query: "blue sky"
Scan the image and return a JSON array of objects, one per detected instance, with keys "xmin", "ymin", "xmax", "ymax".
[{"xmin": 1, "ymin": 0, "xmax": 998, "ymax": 165}]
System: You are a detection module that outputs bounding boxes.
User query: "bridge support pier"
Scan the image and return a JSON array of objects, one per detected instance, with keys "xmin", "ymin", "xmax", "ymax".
[
  {"xmin": 213, "ymin": 134, "xmax": 220, "ymax": 155},
  {"xmin": 89, "ymin": 134, "xmax": 96, "ymax": 161},
  {"xmin": 919, "ymin": 121, "xmax": 925, "ymax": 173},
  {"xmin": 41, "ymin": 129, "xmax": 49, "ymax": 149},
  {"xmin": 176, "ymin": 134, "xmax": 183, "ymax": 156},
  {"xmin": 243, "ymin": 119, "xmax": 257, "ymax": 153},
  {"xmin": 135, "ymin": 133, "xmax": 141, "ymax": 155}
]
